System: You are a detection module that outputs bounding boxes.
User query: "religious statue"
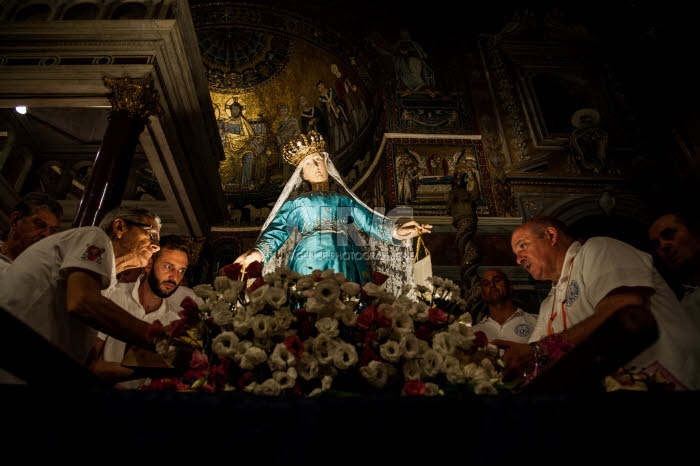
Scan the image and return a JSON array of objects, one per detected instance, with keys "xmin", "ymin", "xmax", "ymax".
[
  {"xmin": 231, "ymin": 131, "xmax": 432, "ymax": 296},
  {"xmin": 568, "ymin": 108, "xmax": 611, "ymax": 175}
]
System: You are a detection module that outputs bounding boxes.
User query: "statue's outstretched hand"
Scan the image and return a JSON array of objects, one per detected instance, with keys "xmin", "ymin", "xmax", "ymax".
[
  {"xmin": 233, "ymin": 249, "xmax": 263, "ymax": 270},
  {"xmin": 394, "ymin": 220, "xmax": 432, "ymax": 240}
]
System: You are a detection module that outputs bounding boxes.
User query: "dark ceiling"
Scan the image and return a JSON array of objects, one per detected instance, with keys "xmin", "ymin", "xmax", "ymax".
[{"xmin": 188, "ymin": 0, "xmax": 698, "ymax": 143}]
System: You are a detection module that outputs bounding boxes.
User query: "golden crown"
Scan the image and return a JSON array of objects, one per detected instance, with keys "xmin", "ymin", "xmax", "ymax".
[{"xmin": 282, "ymin": 131, "xmax": 326, "ymax": 166}]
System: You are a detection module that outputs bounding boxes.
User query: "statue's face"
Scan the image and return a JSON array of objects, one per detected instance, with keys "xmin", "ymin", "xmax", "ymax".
[{"xmin": 301, "ymin": 153, "xmax": 328, "ymax": 184}]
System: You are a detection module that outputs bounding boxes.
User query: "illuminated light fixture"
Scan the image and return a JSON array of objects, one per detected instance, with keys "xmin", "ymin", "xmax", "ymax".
[{"xmin": 15, "ymin": 105, "xmax": 27, "ymax": 114}]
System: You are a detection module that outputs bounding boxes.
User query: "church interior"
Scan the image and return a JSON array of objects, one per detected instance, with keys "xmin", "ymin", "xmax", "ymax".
[
  {"xmin": 1, "ymin": 0, "xmax": 698, "ymax": 456},
  {"xmin": 2, "ymin": 0, "xmax": 698, "ymax": 313}
]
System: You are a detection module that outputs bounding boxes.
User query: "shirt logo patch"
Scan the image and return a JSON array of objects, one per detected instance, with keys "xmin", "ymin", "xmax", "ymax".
[
  {"xmin": 514, "ymin": 323, "xmax": 532, "ymax": 338},
  {"xmin": 82, "ymin": 245, "xmax": 105, "ymax": 263},
  {"xmin": 565, "ymin": 280, "xmax": 580, "ymax": 307}
]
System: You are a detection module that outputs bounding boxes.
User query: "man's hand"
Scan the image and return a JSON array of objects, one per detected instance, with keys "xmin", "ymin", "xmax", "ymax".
[{"xmin": 492, "ymin": 339, "xmax": 534, "ymax": 382}]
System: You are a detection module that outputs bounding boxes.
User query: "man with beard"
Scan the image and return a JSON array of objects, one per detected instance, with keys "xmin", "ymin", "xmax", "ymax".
[{"xmin": 88, "ymin": 235, "xmax": 191, "ymax": 389}]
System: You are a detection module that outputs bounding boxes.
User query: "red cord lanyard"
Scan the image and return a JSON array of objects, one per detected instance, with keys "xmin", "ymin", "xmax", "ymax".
[{"xmin": 547, "ymin": 259, "xmax": 574, "ymax": 336}]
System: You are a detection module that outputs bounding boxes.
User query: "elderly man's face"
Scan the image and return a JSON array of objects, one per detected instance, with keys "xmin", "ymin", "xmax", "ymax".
[
  {"xmin": 6, "ymin": 207, "xmax": 60, "ymax": 258},
  {"xmin": 115, "ymin": 216, "xmax": 161, "ymax": 273},
  {"xmin": 511, "ymin": 226, "xmax": 557, "ymax": 282}
]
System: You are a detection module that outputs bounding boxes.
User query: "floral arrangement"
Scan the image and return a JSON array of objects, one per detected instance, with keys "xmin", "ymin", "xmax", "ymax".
[{"xmin": 142, "ymin": 262, "xmax": 511, "ymax": 397}]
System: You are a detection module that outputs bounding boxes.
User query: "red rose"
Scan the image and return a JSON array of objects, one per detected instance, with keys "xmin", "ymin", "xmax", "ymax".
[
  {"xmin": 167, "ymin": 318, "xmax": 187, "ymax": 338},
  {"xmin": 428, "ymin": 307, "xmax": 448, "ymax": 325},
  {"xmin": 219, "ymin": 263, "xmax": 243, "ymax": 280},
  {"xmin": 371, "ymin": 271, "xmax": 389, "ymax": 285},
  {"xmin": 247, "ymin": 276, "xmax": 265, "ymax": 293},
  {"xmin": 178, "ymin": 297, "xmax": 200, "ymax": 323},
  {"xmin": 356, "ymin": 305, "xmax": 376, "ymax": 329},
  {"xmin": 474, "ymin": 330, "xmax": 489, "ymax": 348},
  {"xmin": 402, "ymin": 379, "xmax": 427, "ymax": 396},
  {"xmin": 146, "ymin": 320, "xmax": 165, "ymax": 340},
  {"xmin": 284, "ymin": 334, "xmax": 304, "ymax": 357},
  {"xmin": 245, "ymin": 261, "xmax": 263, "ymax": 278}
]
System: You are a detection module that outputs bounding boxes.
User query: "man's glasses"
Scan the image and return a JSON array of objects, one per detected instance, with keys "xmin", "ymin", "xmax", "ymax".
[{"xmin": 122, "ymin": 219, "xmax": 159, "ymax": 243}]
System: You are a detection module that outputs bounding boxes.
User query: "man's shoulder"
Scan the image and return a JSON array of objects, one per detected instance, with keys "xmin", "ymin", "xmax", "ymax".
[{"xmin": 514, "ymin": 307, "xmax": 538, "ymax": 321}]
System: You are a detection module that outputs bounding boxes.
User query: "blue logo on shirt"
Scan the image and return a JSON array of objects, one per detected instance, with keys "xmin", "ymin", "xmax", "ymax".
[
  {"xmin": 565, "ymin": 281, "xmax": 580, "ymax": 307},
  {"xmin": 514, "ymin": 323, "xmax": 532, "ymax": 338}
]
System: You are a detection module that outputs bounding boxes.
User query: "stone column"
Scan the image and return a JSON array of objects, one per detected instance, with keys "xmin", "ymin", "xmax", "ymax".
[
  {"xmin": 72, "ymin": 76, "xmax": 160, "ymax": 227},
  {"xmin": 446, "ymin": 171, "xmax": 482, "ymax": 320}
]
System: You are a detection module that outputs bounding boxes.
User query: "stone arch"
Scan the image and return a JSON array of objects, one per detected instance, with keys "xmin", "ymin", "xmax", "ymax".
[
  {"xmin": 15, "ymin": 2, "xmax": 54, "ymax": 21},
  {"xmin": 61, "ymin": 1, "xmax": 100, "ymax": 20},
  {"xmin": 545, "ymin": 194, "xmax": 650, "ymax": 251}
]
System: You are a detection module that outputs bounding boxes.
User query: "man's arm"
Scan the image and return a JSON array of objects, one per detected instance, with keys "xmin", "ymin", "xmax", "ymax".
[
  {"xmin": 495, "ymin": 287, "xmax": 657, "ymax": 384},
  {"xmin": 65, "ymin": 270, "xmax": 154, "ymax": 350},
  {"xmin": 85, "ymin": 336, "xmax": 138, "ymax": 386},
  {"xmin": 559, "ymin": 286, "xmax": 651, "ymax": 346}
]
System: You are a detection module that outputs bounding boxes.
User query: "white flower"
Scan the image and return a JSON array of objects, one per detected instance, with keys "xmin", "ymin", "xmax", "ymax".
[
  {"xmin": 248, "ymin": 379, "xmax": 282, "ymax": 396},
  {"xmin": 443, "ymin": 355, "xmax": 467, "ymax": 384},
  {"xmin": 313, "ymin": 279, "xmax": 340, "ymax": 304},
  {"xmin": 392, "ymin": 311, "xmax": 415, "ymax": 336},
  {"xmin": 400, "ymin": 333, "xmax": 425, "ymax": 359},
  {"xmin": 295, "ymin": 275, "xmax": 316, "ymax": 293},
  {"xmin": 362, "ymin": 282, "xmax": 385, "ymax": 297},
  {"xmin": 423, "ymin": 382, "xmax": 441, "ymax": 396},
  {"xmin": 155, "ymin": 340, "xmax": 177, "ymax": 365},
  {"xmin": 239, "ymin": 346, "xmax": 268, "ymax": 370},
  {"xmin": 250, "ymin": 314, "xmax": 274, "ymax": 341},
  {"xmin": 321, "ymin": 374, "xmax": 333, "ymax": 391},
  {"xmin": 419, "ymin": 347, "xmax": 444, "ymax": 378},
  {"xmin": 296, "ymin": 352, "xmax": 320, "ymax": 380},
  {"xmin": 222, "ymin": 281, "xmax": 245, "ymax": 303},
  {"xmin": 331, "ymin": 341, "xmax": 358, "ymax": 370},
  {"xmin": 310, "ymin": 333, "xmax": 337, "ymax": 365},
  {"xmin": 315, "ymin": 316, "xmax": 340, "ymax": 337},
  {"xmin": 359, "ymin": 360, "xmax": 397, "ymax": 389},
  {"xmin": 379, "ymin": 339, "xmax": 402, "ymax": 363},
  {"xmin": 269, "ymin": 342, "xmax": 297, "ymax": 371},
  {"xmin": 335, "ymin": 306, "xmax": 357, "ymax": 326},
  {"xmin": 192, "ymin": 283, "xmax": 217, "ymax": 300},
  {"xmin": 211, "ymin": 300, "xmax": 234, "ymax": 327},
  {"xmin": 340, "ymin": 281, "xmax": 361, "ymax": 297},
  {"xmin": 246, "ymin": 285, "xmax": 268, "ymax": 313},
  {"xmin": 272, "ymin": 368, "xmax": 297, "ymax": 390},
  {"xmin": 264, "ymin": 286, "xmax": 288, "ymax": 309},
  {"xmin": 273, "ymin": 308, "xmax": 294, "ymax": 330},
  {"xmin": 402, "ymin": 358, "xmax": 422, "ymax": 380},
  {"xmin": 473, "ymin": 380, "xmax": 498, "ymax": 395},
  {"xmin": 211, "ymin": 331, "xmax": 239, "ymax": 359},
  {"xmin": 213, "ymin": 276, "xmax": 234, "ymax": 292}
]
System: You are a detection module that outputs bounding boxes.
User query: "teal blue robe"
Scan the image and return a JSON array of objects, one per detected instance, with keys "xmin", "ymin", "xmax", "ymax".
[{"xmin": 255, "ymin": 192, "xmax": 400, "ymax": 283}]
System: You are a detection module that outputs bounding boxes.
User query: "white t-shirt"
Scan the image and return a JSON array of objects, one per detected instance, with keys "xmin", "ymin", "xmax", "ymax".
[
  {"xmin": 100, "ymin": 275, "xmax": 181, "ymax": 389},
  {"xmin": 0, "ymin": 243, "xmax": 12, "ymax": 274},
  {"xmin": 473, "ymin": 308, "xmax": 538, "ymax": 344},
  {"xmin": 531, "ymin": 237, "xmax": 700, "ymax": 390},
  {"xmin": 0, "ymin": 227, "xmax": 116, "ymax": 383}
]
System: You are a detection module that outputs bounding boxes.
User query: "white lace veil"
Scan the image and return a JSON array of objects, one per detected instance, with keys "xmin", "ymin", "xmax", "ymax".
[{"xmin": 259, "ymin": 152, "xmax": 414, "ymax": 296}]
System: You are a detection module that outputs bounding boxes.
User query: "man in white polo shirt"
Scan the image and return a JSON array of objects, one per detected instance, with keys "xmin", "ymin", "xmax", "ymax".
[{"xmin": 473, "ymin": 268, "xmax": 537, "ymax": 346}]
